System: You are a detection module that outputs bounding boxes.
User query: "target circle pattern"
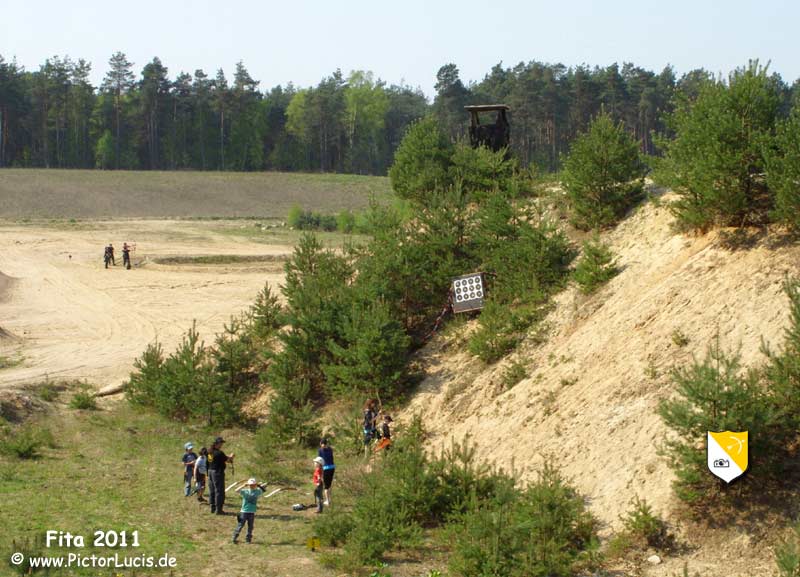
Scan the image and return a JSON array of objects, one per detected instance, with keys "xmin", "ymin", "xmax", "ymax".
[{"xmin": 453, "ymin": 275, "xmax": 484, "ymax": 303}]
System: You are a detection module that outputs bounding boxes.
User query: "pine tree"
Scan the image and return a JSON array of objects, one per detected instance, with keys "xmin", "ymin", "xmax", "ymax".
[
  {"xmin": 101, "ymin": 52, "xmax": 135, "ymax": 169},
  {"xmin": 766, "ymin": 105, "xmax": 800, "ymax": 231},
  {"xmin": 561, "ymin": 110, "xmax": 645, "ymax": 230}
]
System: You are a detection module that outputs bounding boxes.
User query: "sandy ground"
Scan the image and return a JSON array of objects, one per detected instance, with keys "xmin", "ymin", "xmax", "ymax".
[
  {"xmin": 405, "ymin": 194, "xmax": 800, "ymax": 576},
  {"xmin": 0, "ymin": 220, "xmax": 287, "ymax": 390}
]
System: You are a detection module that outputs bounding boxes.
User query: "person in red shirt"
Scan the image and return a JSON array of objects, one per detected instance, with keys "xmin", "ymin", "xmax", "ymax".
[{"xmin": 312, "ymin": 456, "xmax": 324, "ymax": 513}]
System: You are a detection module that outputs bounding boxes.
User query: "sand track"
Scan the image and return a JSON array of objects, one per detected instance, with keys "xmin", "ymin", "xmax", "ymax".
[{"xmin": 0, "ymin": 220, "xmax": 287, "ymax": 390}]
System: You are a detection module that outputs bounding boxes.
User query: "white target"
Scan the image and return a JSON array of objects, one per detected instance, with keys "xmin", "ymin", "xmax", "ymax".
[{"xmin": 452, "ymin": 273, "xmax": 486, "ymax": 312}]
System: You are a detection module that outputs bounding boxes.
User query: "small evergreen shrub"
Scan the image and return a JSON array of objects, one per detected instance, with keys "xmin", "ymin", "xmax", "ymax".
[
  {"xmin": 69, "ymin": 388, "xmax": 97, "ymax": 410},
  {"xmin": 0, "ymin": 424, "xmax": 54, "ymax": 459},
  {"xmin": 766, "ymin": 106, "xmax": 800, "ymax": 232},
  {"xmin": 621, "ymin": 497, "xmax": 669, "ymax": 549},
  {"xmin": 502, "ymin": 360, "xmax": 528, "ymax": 389},
  {"xmin": 572, "ymin": 236, "xmax": 619, "ymax": 294},
  {"xmin": 776, "ymin": 524, "xmax": 800, "ymax": 577}
]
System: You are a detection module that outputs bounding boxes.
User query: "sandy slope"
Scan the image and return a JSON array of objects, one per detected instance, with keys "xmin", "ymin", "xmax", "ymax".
[
  {"xmin": 0, "ymin": 220, "xmax": 287, "ymax": 390},
  {"xmin": 405, "ymin": 195, "xmax": 800, "ymax": 576}
]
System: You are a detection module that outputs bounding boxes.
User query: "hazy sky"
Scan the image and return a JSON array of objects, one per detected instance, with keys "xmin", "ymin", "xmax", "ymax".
[{"xmin": 2, "ymin": 0, "xmax": 798, "ymax": 98}]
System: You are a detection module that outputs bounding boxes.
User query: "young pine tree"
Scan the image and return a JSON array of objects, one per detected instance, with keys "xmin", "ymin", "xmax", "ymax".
[
  {"xmin": 561, "ymin": 111, "xmax": 645, "ymax": 230},
  {"xmin": 572, "ymin": 236, "xmax": 619, "ymax": 295}
]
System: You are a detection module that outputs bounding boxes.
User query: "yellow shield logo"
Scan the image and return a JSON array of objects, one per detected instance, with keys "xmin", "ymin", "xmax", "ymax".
[{"xmin": 707, "ymin": 431, "xmax": 748, "ymax": 483}]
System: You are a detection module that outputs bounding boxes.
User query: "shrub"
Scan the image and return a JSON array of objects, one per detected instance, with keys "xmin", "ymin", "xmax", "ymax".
[
  {"xmin": 766, "ymin": 105, "xmax": 800, "ymax": 232},
  {"xmin": 561, "ymin": 110, "xmax": 645, "ymax": 230},
  {"xmin": 449, "ymin": 141, "xmax": 518, "ymax": 200},
  {"xmin": 69, "ymin": 390, "xmax": 97, "ymax": 410},
  {"xmin": 336, "ymin": 210, "xmax": 356, "ymax": 233},
  {"xmin": 572, "ymin": 236, "xmax": 619, "ymax": 294},
  {"xmin": 287, "ymin": 204, "xmax": 304, "ymax": 229},
  {"xmin": 776, "ymin": 524, "xmax": 800, "ymax": 577},
  {"xmin": 620, "ymin": 497, "xmax": 669, "ymax": 549},
  {"xmin": 248, "ymin": 282, "xmax": 284, "ymax": 343},
  {"xmin": 658, "ymin": 61, "xmax": 782, "ymax": 231},
  {"xmin": 502, "ymin": 360, "xmax": 528, "ymax": 389},
  {"xmin": 658, "ymin": 341, "xmax": 783, "ymax": 504},
  {"xmin": 389, "ymin": 116, "xmax": 453, "ymax": 204},
  {"xmin": 314, "ymin": 509, "xmax": 356, "ymax": 547},
  {"xmin": 0, "ymin": 424, "xmax": 54, "ymax": 459},
  {"xmin": 447, "ymin": 461, "xmax": 599, "ymax": 577},
  {"xmin": 762, "ymin": 279, "xmax": 800, "ymax": 432},
  {"xmin": 468, "ymin": 301, "xmax": 521, "ymax": 363}
]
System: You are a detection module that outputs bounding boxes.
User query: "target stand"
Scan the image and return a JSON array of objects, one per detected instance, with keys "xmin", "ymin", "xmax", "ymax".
[{"xmin": 452, "ymin": 273, "xmax": 486, "ymax": 313}]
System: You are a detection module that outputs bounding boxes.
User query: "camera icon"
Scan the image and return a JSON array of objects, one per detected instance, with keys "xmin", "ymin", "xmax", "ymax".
[{"xmin": 713, "ymin": 458, "xmax": 730, "ymax": 468}]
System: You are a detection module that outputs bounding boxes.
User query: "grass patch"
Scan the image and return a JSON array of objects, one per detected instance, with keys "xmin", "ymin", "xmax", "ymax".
[{"xmin": 153, "ymin": 254, "xmax": 288, "ymax": 266}]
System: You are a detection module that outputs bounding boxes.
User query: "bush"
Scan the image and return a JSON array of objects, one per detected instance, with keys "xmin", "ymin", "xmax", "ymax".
[
  {"xmin": 468, "ymin": 301, "xmax": 521, "ymax": 363},
  {"xmin": 0, "ymin": 424, "xmax": 54, "ymax": 459},
  {"xmin": 620, "ymin": 497, "xmax": 669, "ymax": 549},
  {"xmin": 766, "ymin": 105, "xmax": 800, "ymax": 232},
  {"xmin": 572, "ymin": 236, "xmax": 619, "ymax": 294},
  {"xmin": 248, "ymin": 282, "xmax": 284, "ymax": 343},
  {"xmin": 776, "ymin": 524, "xmax": 800, "ymax": 577},
  {"xmin": 447, "ymin": 461, "xmax": 599, "ymax": 577},
  {"xmin": 313, "ymin": 508, "xmax": 356, "ymax": 547},
  {"xmin": 658, "ymin": 341, "xmax": 783, "ymax": 504},
  {"xmin": 287, "ymin": 204, "xmax": 304, "ymax": 229},
  {"xmin": 69, "ymin": 389, "xmax": 97, "ymax": 410},
  {"xmin": 336, "ymin": 210, "xmax": 356, "ymax": 233},
  {"xmin": 502, "ymin": 360, "xmax": 528, "ymax": 389},
  {"xmin": 658, "ymin": 61, "xmax": 782, "ymax": 231},
  {"xmin": 389, "ymin": 116, "xmax": 453, "ymax": 205},
  {"xmin": 561, "ymin": 110, "xmax": 645, "ymax": 230}
]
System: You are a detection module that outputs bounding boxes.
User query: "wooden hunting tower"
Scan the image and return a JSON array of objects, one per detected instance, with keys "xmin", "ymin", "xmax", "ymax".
[{"xmin": 465, "ymin": 104, "xmax": 510, "ymax": 151}]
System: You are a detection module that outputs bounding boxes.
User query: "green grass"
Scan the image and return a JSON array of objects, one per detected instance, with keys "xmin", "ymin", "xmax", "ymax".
[
  {"xmin": 153, "ymin": 254, "xmax": 288, "ymax": 266},
  {"xmin": 0, "ymin": 169, "xmax": 392, "ymax": 220},
  {"xmin": 0, "ymin": 404, "xmax": 436, "ymax": 577}
]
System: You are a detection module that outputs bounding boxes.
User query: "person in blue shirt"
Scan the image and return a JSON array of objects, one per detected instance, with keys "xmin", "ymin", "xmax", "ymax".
[
  {"xmin": 232, "ymin": 478, "xmax": 267, "ymax": 544},
  {"xmin": 181, "ymin": 443, "xmax": 197, "ymax": 497},
  {"xmin": 318, "ymin": 438, "xmax": 335, "ymax": 506}
]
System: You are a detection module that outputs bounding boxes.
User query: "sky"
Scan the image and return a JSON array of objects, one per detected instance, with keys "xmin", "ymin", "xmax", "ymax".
[{"xmin": 1, "ymin": 0, "xmax": 798, "ymax": 98}]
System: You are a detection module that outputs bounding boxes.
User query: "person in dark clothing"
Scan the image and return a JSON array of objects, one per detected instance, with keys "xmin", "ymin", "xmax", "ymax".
[
  {"xmin": 122, "ymin": 243, "xmax": 132, "ymax": 269},
  {"xmin": 375, "ymin": 415, "xmax": 393, "ymax": 452},
  {"xmin": 362, "ymin": 399, "xmax": 378, "ymax": 457},
  {"xmin": 318, "ymin": 438, "xmax": 335, "ymax": 506},
  {"xmin": 181, "ymin": 442, "xmax": 197, "ymax": 496},
  {"xmin": 108, "ymin": 244, "xmax": 116, "ymax": 266},
  {"xmin": 103, "ymin": 245, "xmax": 112, "ymax": 269},
  {"xmin": 208, "ymin": 436, "xmax": 234, "ymax": 515}
]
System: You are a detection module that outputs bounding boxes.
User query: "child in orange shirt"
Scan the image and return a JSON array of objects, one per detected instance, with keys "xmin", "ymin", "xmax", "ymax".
[{"xmin": 313, "ymin": 456, "xmax": 324, "ymax": 513}]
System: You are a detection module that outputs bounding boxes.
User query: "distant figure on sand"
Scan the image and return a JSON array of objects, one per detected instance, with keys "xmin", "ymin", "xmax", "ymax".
[
  {"xmin": 122, "ymin": 243, "xmax": 132, "ymax": 269},
  {"xmin": 103, "ymin": 244, "xmax": 115, "ymax": 268}
]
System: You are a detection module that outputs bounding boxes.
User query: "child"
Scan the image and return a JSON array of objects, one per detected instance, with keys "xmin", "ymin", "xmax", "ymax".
[
  {"xmin": 181, "ymin": 443, "xmax": 197, "ymax": 497},
  {"xmin": 318, "ymin": 438, "xmax": 335, "ymax": 506},
  {"xmin": 312, "ymin": 456, "xmax": 325, "ymax": 513},
  {"xmin": 193, "ymin": 447, "xmax": 208, "ymax": 502},
  {"xmin": 375, "ymin": 415, "xmax": 393, "ymax": 452},
  {"xmin": 232, "ymin": 478, "xmax": 267, "ymax": 544}
]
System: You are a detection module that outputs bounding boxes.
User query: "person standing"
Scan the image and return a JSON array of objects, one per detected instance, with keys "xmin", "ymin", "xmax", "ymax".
[
  {"xmin": 181, "ymin": 443, "xmax": 197, "ymax": 497},
  {"xmin": 208, "ymin": 436, "xmax": 234, "ymax": 515},
  {"xmin": 108, "ymin": 243, "xmax": 116, "ymax": 266},
  {"xmin": 232, "ymin": 478, "xmax": 266, "ymax": 544},
  {"xmin": 193, "ymin": 447, "xmax": 208, "ymax": 502},
  {"xmin": 122, "ymin": 242, "xmax": 132, "ymax": 269},
  {"xmin": 318, "ymin": 438, "xmax": 335, "ymax": 506},
  {"xmin": 362, "ymin": 399, "xmax": 378, "ymax": 457},
  {"xmin": 312, "ymin": 456, "xmax": 325, "ymax": 513}
]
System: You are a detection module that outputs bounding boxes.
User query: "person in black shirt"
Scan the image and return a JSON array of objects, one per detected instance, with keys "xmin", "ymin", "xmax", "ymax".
[
  {"xmin": 207, "ymin": 436, "xmax": 234, "ymax": 515},
  {"xmin": 122, "ymin": 243, "xmax": 132, "ymax": 270}
]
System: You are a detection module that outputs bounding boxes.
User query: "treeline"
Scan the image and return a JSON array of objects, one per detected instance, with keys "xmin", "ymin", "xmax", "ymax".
[{"xmin": 4, "ymin": 53, "xmax": 798, "ymax": 173}]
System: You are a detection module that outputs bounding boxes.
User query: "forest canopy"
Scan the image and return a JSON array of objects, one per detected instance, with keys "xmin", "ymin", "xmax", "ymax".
[{"xmin": 1, "ymin": 53, "xmax": 798, "ymax": 174}]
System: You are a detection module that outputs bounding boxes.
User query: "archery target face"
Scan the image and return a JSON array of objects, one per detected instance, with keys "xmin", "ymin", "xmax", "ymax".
[{"xmin": 452, "ymin": 273, "xmax": 485, "ymax": 313}]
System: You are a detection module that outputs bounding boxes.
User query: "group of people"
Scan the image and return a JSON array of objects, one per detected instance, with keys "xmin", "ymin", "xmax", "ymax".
[
  {"xmin": 103, "ymin": 242, "xmax": 133, "ymax": 269},
  {"xmin": 177, "ymin": 403, "xmax": 394, "ymax": 545},
  {"xmin": 362, "ymin": 399, "xmax": 393, "ymax": 457},
  {"xmin": 179, "ymin": 435, "xmax": 337, "ymax": 544}
]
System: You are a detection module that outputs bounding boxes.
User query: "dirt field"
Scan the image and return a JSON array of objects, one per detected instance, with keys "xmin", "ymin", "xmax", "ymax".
[
  {"xmin": 0, "ymin": 219, "xmax": 300, "ymax": 391},
  {"xmin": 0, "ymin": 169, "xmax": 390, "ymax": 219}
]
